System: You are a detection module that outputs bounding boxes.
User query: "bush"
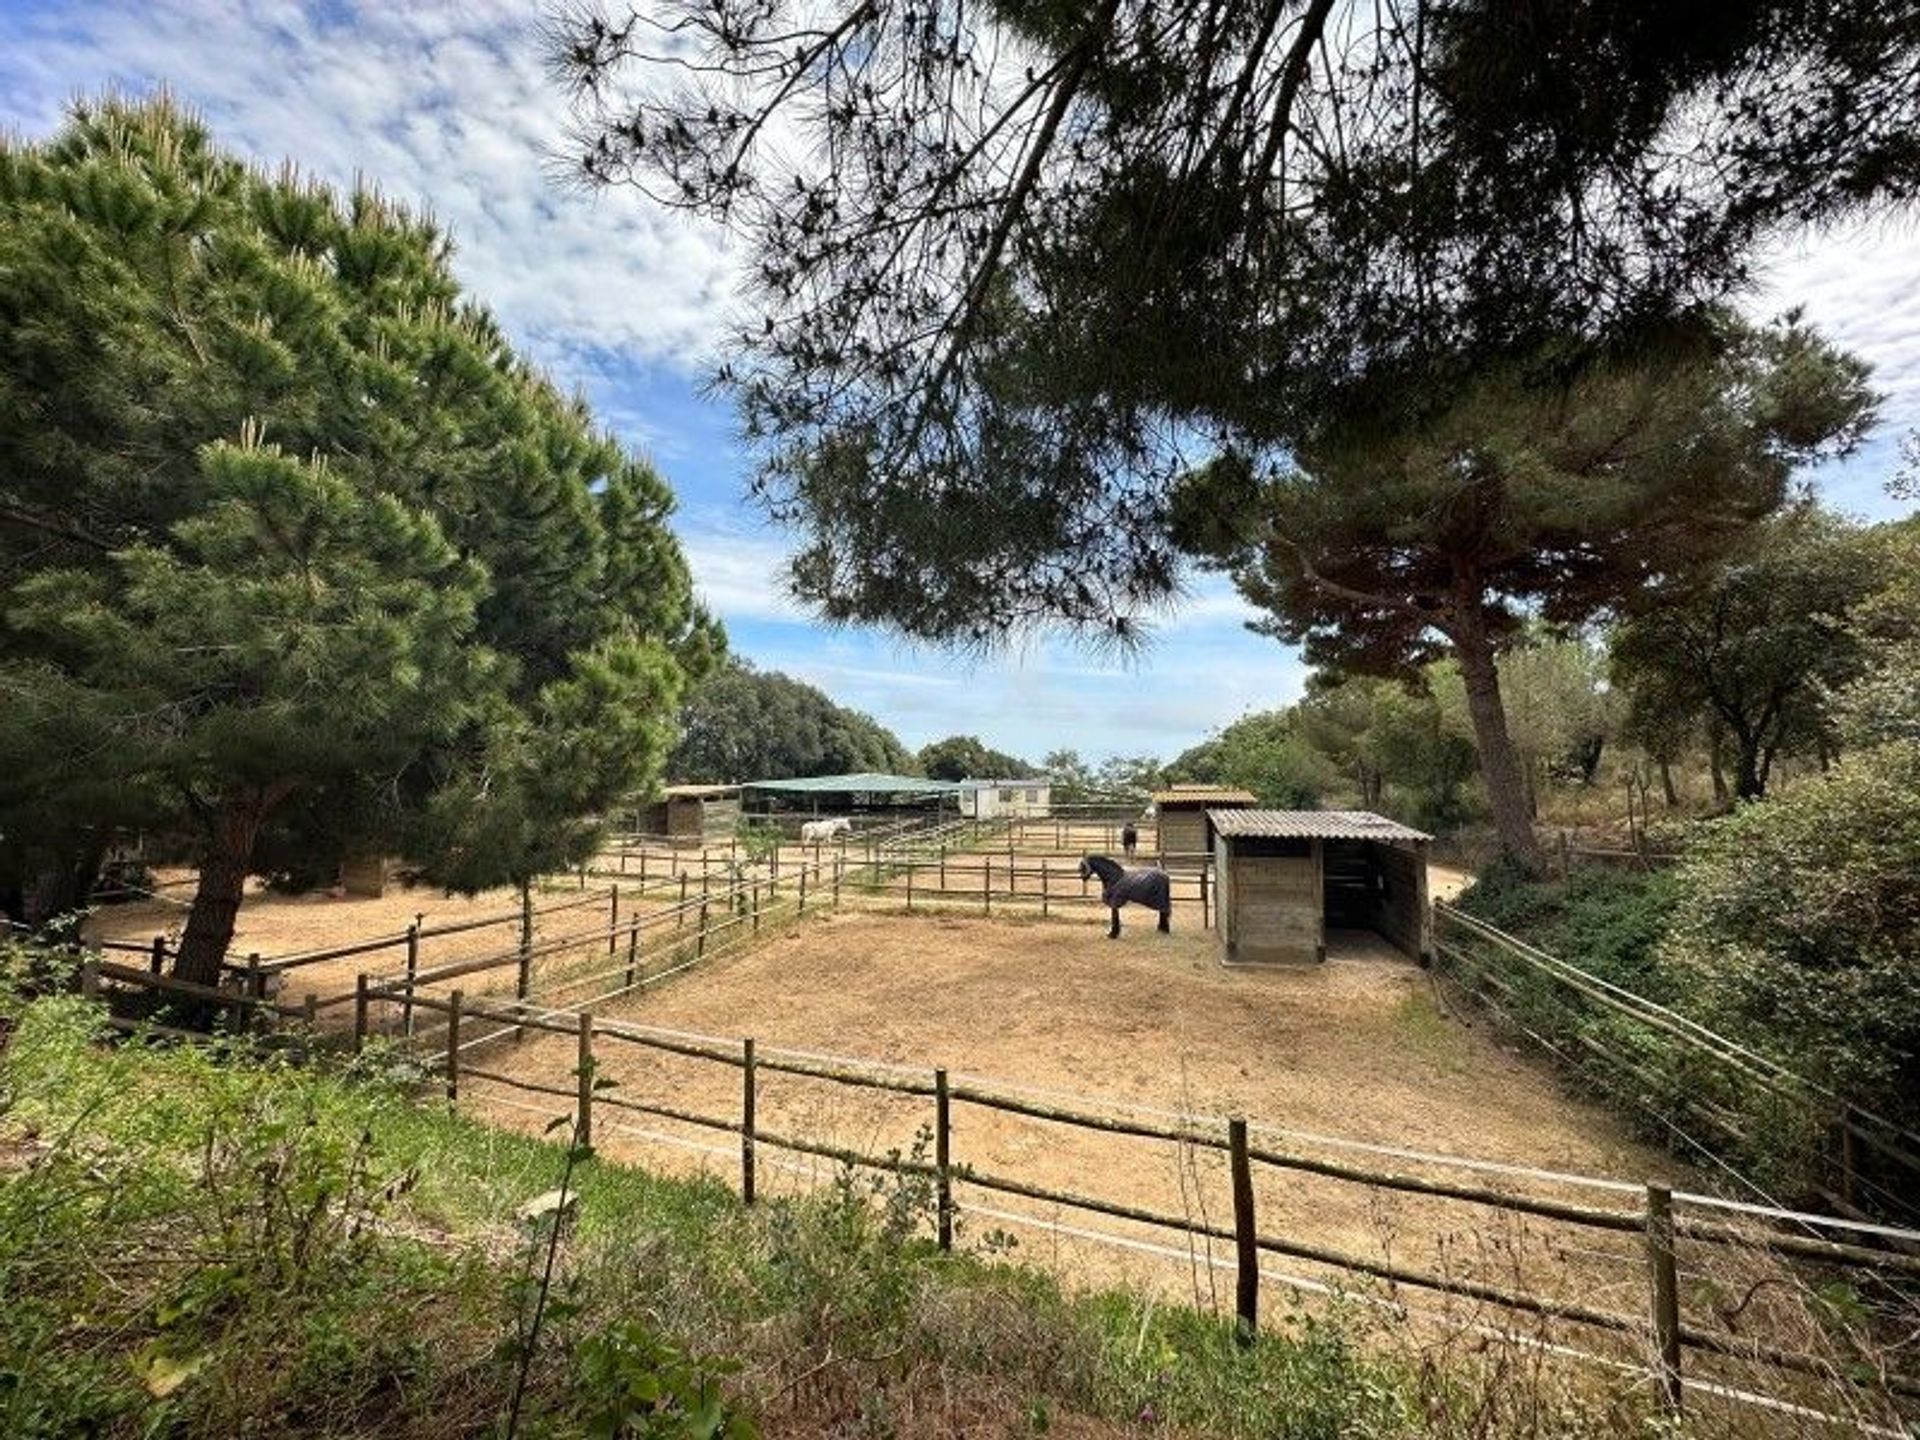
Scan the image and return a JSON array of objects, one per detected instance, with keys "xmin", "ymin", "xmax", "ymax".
[{"xmin": 1662, "ymin": 743, "xmax": 1920, "ymax": 1149}]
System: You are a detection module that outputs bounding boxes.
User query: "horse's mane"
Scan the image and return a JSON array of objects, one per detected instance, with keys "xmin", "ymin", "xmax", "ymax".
[{"xmin": 1082, "ymin": 853, "xmax": 1124, "ymax": 884}]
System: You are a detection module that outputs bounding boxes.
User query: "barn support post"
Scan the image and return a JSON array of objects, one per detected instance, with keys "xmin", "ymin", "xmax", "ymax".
[
  {"xmin": 741, "ymin": 1037, "xmax": 757, "ymax": 1205},
  {"xmin": 1645, "ymin": 1184, "xmax": 1683, "ymax": 1414},
  {"xmin": 935, "ymin": 1067, "xmax": 953, "ymax": 1251},
  {"xmin": 445, "ymin": 990, "xmax": 463, "ymax": 1104},
  {"xmin": 1230, "ymin": 1117, "xmax": 1258, "ymax": 1345},
  {"xmin": 576, "ymin": 1012, "xmax": 595, "ymax": 1151},
  {"xmin": 353, "ymin": 973, "xmax": 369, "ymax": 1052},
  {"xmin": 607, "ymin": 886, "xmax": 620, "ymax": 958},
  {"xmin": 402, "ymin": 922, "xmax": 420, "ymax": 1036}
]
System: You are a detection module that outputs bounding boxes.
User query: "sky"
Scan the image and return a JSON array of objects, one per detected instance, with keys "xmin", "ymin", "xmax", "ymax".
[{"xmin": 3, "ymin": 0, "xmax": 1917, "ymax": 764}]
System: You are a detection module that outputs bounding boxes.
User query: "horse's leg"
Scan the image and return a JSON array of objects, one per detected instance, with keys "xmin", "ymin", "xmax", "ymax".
[
  {"xmin": 1108, "ymin": 906, "xmax": 1121, "ymax": 939},
  {"xmin": 1159, "ymin": 904, "xmax": 1171, "ymax": 934}
]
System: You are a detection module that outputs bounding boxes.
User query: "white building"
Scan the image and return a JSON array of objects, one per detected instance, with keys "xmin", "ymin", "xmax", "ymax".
[{"xmin": 957, "ymin": 778, "xmax": 1052, "ymax": 819}]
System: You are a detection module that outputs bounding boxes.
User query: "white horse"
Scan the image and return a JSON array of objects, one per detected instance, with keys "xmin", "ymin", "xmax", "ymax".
[{"xmin": 800, "ymin": 816, "xmax": 855, "ymax": 844}]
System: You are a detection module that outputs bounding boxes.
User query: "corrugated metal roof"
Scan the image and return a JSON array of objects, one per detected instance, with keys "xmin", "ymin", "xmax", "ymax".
[
  {"xmin": 1152, "ymin": 785, "xmax": 1259, "ymax": 806},
  {"xmin": 742, "ymin": 772, "xmax": 963, "ymax": 795},
  {"xmin": 662, "ymin": 784, "xmax": 740, "ymax": 799},
  {"xmin": 1208, "ymin": 809, "xmax": 1431, "ymax": 842}
]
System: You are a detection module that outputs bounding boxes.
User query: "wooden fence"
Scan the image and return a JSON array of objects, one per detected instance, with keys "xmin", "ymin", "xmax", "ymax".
[
  {"xmin": 1433, "ymin": 902, "xmax": 1920, "ymax": 1226},
  {"xmin": 375, "ymin": 973, "xmax": 1920, "ymax": 1429}
]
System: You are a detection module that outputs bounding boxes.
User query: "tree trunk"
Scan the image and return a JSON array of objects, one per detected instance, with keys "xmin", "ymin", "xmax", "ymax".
[
  {"xmin": 1450, "ymin": 616, "xmax": 1544, "ymax": 870},
  {"xmin": 1657, "ymin": 757, "xmax": 1678, "ymax": 808},
  {"xmin": 1732, "ymin": 736, "xmax": 1766, "ymax": 801},
  {"xmin": 175, "ymin": 800, "xmax": 266, "ymax": 989},
  {"xmin": 1707, "ymin": 722, "xmax": 1730, "ymax": 806},
  {"xmin": 21, "ymin": 841, "xmax": 107, "ymax": 928}
]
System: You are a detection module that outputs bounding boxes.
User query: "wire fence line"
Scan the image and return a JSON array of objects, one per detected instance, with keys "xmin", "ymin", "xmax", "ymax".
[
  {"xmin": 1432, "ymin": 902, "xmax": 1920, "ymax": 1227},
  {"xmin": 369, "ymin": 961, "xmax": 1920, "ymax": 1431}
]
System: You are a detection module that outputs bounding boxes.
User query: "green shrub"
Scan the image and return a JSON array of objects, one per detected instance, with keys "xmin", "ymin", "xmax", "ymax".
[{"xmin": 1662, "ymin": 743, "xmax": 1920, "ymax": 1150}]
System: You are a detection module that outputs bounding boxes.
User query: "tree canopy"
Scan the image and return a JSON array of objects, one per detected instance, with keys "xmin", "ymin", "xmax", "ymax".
[
  {"xmin": 0, "ymin": 96, "xmax": 718, "ymax": 980},
  {"xmin": 1173, "ymin": 314, "xmax": 1872, "ymax": 860},
  {"xmin": 1610, "ymin": 510, "xmax": 1878, "ymax": 800},
  {"xmin": 551, "ymin": 0, "xmax": 1919, "ymax": 644},
  {"xmin": 667, "ymin": 659, "xmax": 916, "ymax": 783},
  {"xmin": 918, "ymin": 735, "xmax": 1035, "ymax": 781}
]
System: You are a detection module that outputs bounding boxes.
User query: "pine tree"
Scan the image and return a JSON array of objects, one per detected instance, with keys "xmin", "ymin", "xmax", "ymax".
[{"xmin": 0, "ymin": 97, "xmax": 718, "ymax": 982}]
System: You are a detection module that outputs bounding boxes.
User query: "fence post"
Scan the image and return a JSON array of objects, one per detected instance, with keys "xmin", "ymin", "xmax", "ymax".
[
  {"xmin": 625, "ymin": 921, "xmax": 640, "ymax": 991},
  {"xmin": 939, "ymin": 844, "xmax": 947, "ymax": 891},
  {"xmin": 678, "ymin": 872, "xmax": 689, "ymax": 925},
  {"xmin": 742, "ymin": 1037, "xmax": 757, "ymax": 1204},
  {"xmin": 402, "ymin": 922, "xmax": 420, "ymax": 1037},
  {"xmin": 906, "ymin": 861, "xmax": 914, "ymax": 913},
  {"xmin": 354, "ymin": 972, "xmax": 369, "ymax": 1053},
  {"xmin": 608, "ymin": 885, "xmax": 620, "ymax": 958},
  {"xmin": 150, "ymin": 934, "xmax": 166, "ymax": 976},
  {"xmin": 935, "ymin": 1067, "xmax": 953, "ymax": 1251},
  {"xmin": 984, "ymin": 858, "xmax": 992, "ymax": 916},
  {"xmin": 1839, "ymin": 1106, "xmax": 1859, "ymax": 1209},
  {"xmin": 798, "ymin": 861, "xmax": 808, "ymax": 913},
  {"xmin": 79, "ymin": 956, "xmax": 99, "ymax": 999},
  {"xmin": 1041, "ymin": 863, "xmax": 1049, "ymax": 918},
  {"xmin": 577, "ymin": 1012, "xmax": 595, "ymax": 1151},
  {"xmin": 446, "ymin": 990, "xmax": 463, "ymax": 1104},
  {"xmin": 244, "ymin": 952, "xmax": 264, "ymax": 1034},
  {"xmin": 1644, "ymin": 1183, "xmax": 1683, "ymax": 1414},
  {"xmin": 696, "ymin": 893, "xmax": 711, "ymax": 961},
  {"xmin": 833, "ymin": 854, "xmax": 843, "ymax": 908},
  {"xmin": 1230, "ymin": 1117, "xmax": 1258, "ymax": 1346},
  {"xmin": 516, "ymin": 880, "xmax": 533, "ymax": 1041}
]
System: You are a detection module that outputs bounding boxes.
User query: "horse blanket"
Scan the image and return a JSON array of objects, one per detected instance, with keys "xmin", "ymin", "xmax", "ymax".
[{"xmin": 1100, "ymin": 865, "xmax": 1171, "ymax": 912}]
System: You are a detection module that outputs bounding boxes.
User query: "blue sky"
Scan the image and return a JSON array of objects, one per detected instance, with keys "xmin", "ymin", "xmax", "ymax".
[{"xmin": 4, "ymin": 1, "xmax": 1917, "ymax": 763}]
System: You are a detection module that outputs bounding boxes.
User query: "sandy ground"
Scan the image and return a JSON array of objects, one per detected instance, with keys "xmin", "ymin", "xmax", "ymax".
[{"xmin": 457, "ymin": 906, "xmax": 1683, "ymax": 1339}]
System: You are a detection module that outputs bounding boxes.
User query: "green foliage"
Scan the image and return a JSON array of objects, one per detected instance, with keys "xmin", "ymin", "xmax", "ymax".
[
  {"xmin": 917, "ymin": 734, "xmax": 1033, "ymax": 781},
  {"xmin": 1611, "ymin": 509, "xmax": 1880, "ymax": 798},
  {"xmin": 1661, "ymin": 744, "xmax": 1920, "ymax": 1145},
  {"xmin": 0, "ymin": 977, "xmax": 1640, "ymax": 1438},
  {"xmin": 667, "ymin": 659, "xmax": 913, "ymax": 783},
  {"xmin": 1165, "ymin": 709, "xmax": 1331, "ymax": 807},
  {"xmin": 0, "ymin": 94, "xmax": 716, "ymax": 964},
  {"xmin": 566, "ymin": 1321, "xmax": 755, "ymax": 1439}
]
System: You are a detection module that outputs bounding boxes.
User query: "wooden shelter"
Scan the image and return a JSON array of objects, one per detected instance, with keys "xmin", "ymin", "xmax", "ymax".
[
  {"xmin": 1151, "ymin": 785, "xmax": 1257, "ymax": 864},
  {"xmin": 638, "ymin": 784, "xmax": 742, "ymax": 845},
  {"xmin": 1209, "ymin": 810, "xmax": 1432, "ymax": 966}
]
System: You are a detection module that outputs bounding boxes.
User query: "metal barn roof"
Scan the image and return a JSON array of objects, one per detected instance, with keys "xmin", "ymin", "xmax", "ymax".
[
  {"xmin": 742, "ymin": 772, "xmax": 963, "ymax": 795},
  {"xmin": 661, "ymin": 784, "xmax": 741, "ymax": 799},
  {"xmin": 1208, "ymin": 809, "xmax": 1431, "ymax": 842},
  {"xmin": 1152, "ymin": 785, "xmax": 1259, "ymax": 807}
]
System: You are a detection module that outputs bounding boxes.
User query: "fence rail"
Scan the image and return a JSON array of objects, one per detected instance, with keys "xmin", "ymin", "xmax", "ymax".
[{"xmin": 375, "ymin": 974, "xmax": 1920, "ymax": 1426}]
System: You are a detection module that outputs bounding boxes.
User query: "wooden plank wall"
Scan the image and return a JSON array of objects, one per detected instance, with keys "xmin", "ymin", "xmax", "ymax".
[{"xmin": 1226, "ymin": 848, "xmax": 1320, "ymax": 963}]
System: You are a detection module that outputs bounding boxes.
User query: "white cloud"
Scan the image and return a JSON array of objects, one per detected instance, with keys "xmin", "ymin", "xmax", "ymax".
[{"xmin": 0, "ymin": 1, "xmax": 737, "ymax": 380}]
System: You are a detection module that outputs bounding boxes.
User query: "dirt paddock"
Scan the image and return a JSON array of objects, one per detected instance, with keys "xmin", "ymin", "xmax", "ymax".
[{"xmin": 462, "ymin": 906, "xmax": 1685, "ymax": 1333}]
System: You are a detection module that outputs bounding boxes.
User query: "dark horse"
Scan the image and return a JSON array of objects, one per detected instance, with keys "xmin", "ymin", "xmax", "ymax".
[{"xmin": 1079, "ymin": 854, "xmax": 1172, "ymax": 938}]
